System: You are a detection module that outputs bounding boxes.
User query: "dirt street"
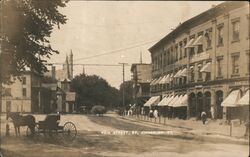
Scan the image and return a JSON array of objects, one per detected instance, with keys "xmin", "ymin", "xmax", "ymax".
[{"xmin": 0, "ymin": 114, "xmax": 249, "ymax": 157}]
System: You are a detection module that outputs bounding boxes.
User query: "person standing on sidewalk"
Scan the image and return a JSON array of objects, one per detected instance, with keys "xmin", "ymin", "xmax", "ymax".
[
  {"xmin": 154, "ymin": 109, "xmax": 158, "ymax": 119},
  {"xmin": 201, "ymin": 111, "xmax": 207, "ymax": 125}
]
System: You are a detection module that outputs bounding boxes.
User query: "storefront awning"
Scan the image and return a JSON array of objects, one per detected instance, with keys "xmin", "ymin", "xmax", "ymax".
[
  {"xmin": 200, "ymin": 62, "xmax": 211, "ymax": 73},
  {"xmin": 179, "ymin": 68, "xmax": 187, "ymax": 77},
  {"xmin": 144, "ymin": 96, "xmax": 160, "ymax": 107},
  {"xmin": 221, "ymin": 90, "xmax": 241, "ymax": 107},
  {"xmin": 161, "ymin": 74, "xmax": 170, "ymax": 84},
  {"xmin": 159, "ymin": 75, "xmax": 167, "ymax": 84},
  {"xmin": 150, "ymin": 78, "xmax": 157, "ymax": 85},
  {"xmin": 192, "ymin": 35, "xmax": 203, "ymax": 46},
  {"xmin": 158, "ymin": 96, "xmax": 168, "ymax": 106},
  {"xmin": 173, "ymin": 94, "xmax": 188, "ymax": 107},
  {"xmin": 184, "ymin": 38, "xmax": 195, "ymax": 48},
  {"xmin": 174, "ymin": 69, "xmax": 182, "ymax": 78},
  {"xmin": 237, "ymin": 90, "xmax": 249, "ymax": 106},
  {"xmin": 168, "ymin": 95, "xmax": 180, "ymax": 107},
  {"xmin": 154, "ymin": 77, "xmax": 163, "ymax": 85}
]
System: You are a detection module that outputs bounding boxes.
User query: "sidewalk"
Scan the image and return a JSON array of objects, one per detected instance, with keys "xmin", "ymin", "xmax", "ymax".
[{"xmin": 121, "ymin": 114, "xmax": 249, "ymax": 143}]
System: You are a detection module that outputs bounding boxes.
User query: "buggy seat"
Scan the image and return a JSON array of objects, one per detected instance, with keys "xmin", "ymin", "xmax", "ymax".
[{"xmin": 38, "ymin": 114, "xmax": 63, "ymax": 130}]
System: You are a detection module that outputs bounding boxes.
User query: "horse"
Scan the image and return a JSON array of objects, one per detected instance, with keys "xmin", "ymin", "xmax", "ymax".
[{"xmin": 7, "ymin": 112, "xmax": 36, "ymax": 136}]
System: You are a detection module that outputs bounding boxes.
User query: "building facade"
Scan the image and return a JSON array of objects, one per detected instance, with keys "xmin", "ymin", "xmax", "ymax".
[
  {"xmin": 131, "ymin": 63, "xmax": 152, "ymax": 107},
  {"xmin": 148, "ymin": 2, "xmax": 249, "ymax": 120},
  {"xmin": 1, "ymin": 71, "xmax": 45, "ymax": 113}
]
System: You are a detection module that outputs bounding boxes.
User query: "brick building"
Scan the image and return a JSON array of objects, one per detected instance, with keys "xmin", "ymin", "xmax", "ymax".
[{"xmin": 146, "ymin": 1, "xmax": 249, "ymax": 120}]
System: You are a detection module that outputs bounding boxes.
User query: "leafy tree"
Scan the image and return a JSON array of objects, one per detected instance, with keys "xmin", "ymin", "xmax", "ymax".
[
  {"xmin": 0, "ymin": 0, "xmax": 68, "ymax": 83},
  {"xmin": 70, "ymin": 74, "xmax": 120, "ymax": 112},
  {"xmin": 119, "ymin": 80, "xmax": 134, "ymax": 109}
]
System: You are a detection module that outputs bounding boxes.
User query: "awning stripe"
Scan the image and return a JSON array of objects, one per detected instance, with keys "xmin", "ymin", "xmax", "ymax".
[
  {"xmin": 200, "ymin": 62, "xmax": 211, "ymax": 73},
  {"xmin": 237, "ymin": 90, "xmax": 249, "ymax": 106},
  {"xmin": 192, "ymin": 35, "xmax": 203, "ymax": 46},
  {"xmin": 184, "ymin": 38, "xmax": 195, "ymax": 48},
  {"xmin": 221, "ymin": 90, "xmax": 241, "ymax": 107}
]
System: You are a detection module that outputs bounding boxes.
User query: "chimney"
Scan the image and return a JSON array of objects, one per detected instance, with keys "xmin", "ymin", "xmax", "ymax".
[{"xmin": 52, "ymin": 66, "xmax": 56, "ymax": 80}]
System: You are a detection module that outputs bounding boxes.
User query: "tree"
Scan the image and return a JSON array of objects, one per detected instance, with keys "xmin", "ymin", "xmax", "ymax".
[
  {"xmin": 119, "ymin": 80, "xmax": 134, "ymax": 109},
  {"xmin": 0, "ymin": 0, "xmax": 68, "ymax": 83},
  {"xmin": 70, "ymin": 74, "xmax": 120, "ymax": 112}
]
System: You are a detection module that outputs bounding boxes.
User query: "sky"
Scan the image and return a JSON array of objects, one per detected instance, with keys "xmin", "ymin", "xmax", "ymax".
[{"xmin": 49, "ymin": 1, "xmax": 223, "ymax": 89}]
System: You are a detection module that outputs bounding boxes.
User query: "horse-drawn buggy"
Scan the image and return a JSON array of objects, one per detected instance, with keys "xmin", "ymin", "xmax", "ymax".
[{"xmin": 7, "ymin": 112, "xmax": 77, "ymax": 141}]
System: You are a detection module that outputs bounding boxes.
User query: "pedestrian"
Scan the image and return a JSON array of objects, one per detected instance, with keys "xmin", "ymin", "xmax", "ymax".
[
  {"xmin": 244, "ymin": 120, "xmax": 249, "ymax": 137},
  {"xmin": 201, "ymin": 111, "xmax": 207, "ymax": 125},
  {"xmin": 149, "ymin": 109, "xmax": 153, "ymax": 118},
  {"xmin": 210, "ymin": 107, "xmax": 215, "ymax": 120},
  {"xmin": 153, "ymin": 109, "xmax": 158, "ymax": 119}
]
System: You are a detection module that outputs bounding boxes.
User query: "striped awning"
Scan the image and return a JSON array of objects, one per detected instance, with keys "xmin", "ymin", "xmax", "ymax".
[
  {"xmin": 174, "ymin": 69, "xmax": 182, "ymax": 78},
  {"xmin": 221, "ymin": 90, "xmax": 241, "ymax": 107},
  {"xmin": 179, "ymin": 68, "xmax": 187, "ymax": 77},
  {"xmin": 200, "ymin": 62, "xmax": 211, "ymax": 73},
  {"xmin": 168, "ymin": 95, "xmax": 180, "ymax": 107},
  {"xmin": 237, "ymin": 90, "xmax": 249, "ymax": 106},
  {"xmin": 159, "ymin": 75, "xmax": 167, "ymax": 84},
  {"xmin": 184, "ymin": 38, "xmax": 195, "ymax": 48},
  {"xmin": 150, "ymin": 79, "xmax": 156, "ymax": 85},
  {"xmin": 158, "ymin": 96, "xmax": 168, "ymax": 106},
  {"xmin": 173, "ymin": 94, "xmax": 188, "ymax": 107},
  {"xmin": 192, "ymin": 35, "xmax": 203, "ymax": 46},
  {"xmin": 154, "ymin": 76, "xmax": 163, "ymax": 85},
  {"xmin": 144, "ymin": 96, "xmax": 160, "ymax": 107}
]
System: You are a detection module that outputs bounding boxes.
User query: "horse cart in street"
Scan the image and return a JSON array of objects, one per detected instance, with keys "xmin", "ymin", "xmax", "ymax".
[{"xmin": 26, "ymin": 114, "xmax": 77, "ymax": 141}]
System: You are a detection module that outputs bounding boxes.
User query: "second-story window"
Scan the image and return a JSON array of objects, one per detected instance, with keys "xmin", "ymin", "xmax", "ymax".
[
  {"xmin": 22, "ymin": 77, "xmax": 26, "ymax": 85},
  {"xmin": 231, "ymin": 53, "xmax": 240, "ymax": 75},
  {"xmin": 190, "ymin": 66, "xmax": 195, "ymax": 82},
  {"xmin": 22, "ymin": 88, "xmax": 27, "ymax": 97},
  {"xmin": 179, "ymin": 42, "xmax": 183, "ymax": 60},
  {"xmin": 246, "ymin": 51, "xmax": 250, "ymax": 74},
  {"xmin": 4, "ymin": 88, "xmax": 11, "ymax": 96},
  {"xmin": 163, "ymin": 52, "xmax": 166, "ymax": 67},
  {"xmin": 167, "ymin": 50, "xmax": 170, "ymax": 65},
  {"xmin": 175, "ymin": 45, "xmax": 178, "ymax": 62},
  {"xmin": 217, "ymin": 24, "xmax": 224, "ymax": 46},
  {"xmin": 232, "ymin": 19, "xmax": 240, "ymax": 41},
  {"xmin": 205, "ymin": 28, "xmax": 212, "ymax": 49},
  {"xmin": 183, "ymin": 39, "xmax": 187, "ymax": 58},
  {"xmin": 217, "ymin": 57, "xmax": 223, "ymax": 77},
  {"xmin": 197, "ymin": 64, "xmax": 203, "ymax": 80}
]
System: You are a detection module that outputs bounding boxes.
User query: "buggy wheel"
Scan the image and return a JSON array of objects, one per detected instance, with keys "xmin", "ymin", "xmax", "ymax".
[
  {"xmin": 63, "ymin": 122, "xmax": 77, "ymax": 141},
  {"xmin": 26, "ymin": 124, "xmax": 39, "ymax": 137}
]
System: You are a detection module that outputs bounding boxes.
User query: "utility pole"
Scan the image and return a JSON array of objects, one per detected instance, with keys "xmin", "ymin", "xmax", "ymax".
[{"xmin": 119, "ymin": 63, "xmax": 128, "ymax": 108}]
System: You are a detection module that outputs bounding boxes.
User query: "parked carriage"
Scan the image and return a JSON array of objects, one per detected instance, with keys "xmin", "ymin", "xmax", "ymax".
[{"xmin": 26, "ymin": 114, "xmax": 77, "ymax": 141}]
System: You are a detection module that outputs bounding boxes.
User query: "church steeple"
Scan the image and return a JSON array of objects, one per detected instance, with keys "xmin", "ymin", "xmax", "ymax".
[
  {"xmin": 69, "ymin": 50, "xmax": 73, "ymax": 79},
  {"xmin": 139, "ymin": 51, "xmax": 143, "ymax": 64}
]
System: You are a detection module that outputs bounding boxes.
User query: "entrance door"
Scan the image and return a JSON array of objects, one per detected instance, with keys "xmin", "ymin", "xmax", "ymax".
[
  {"xmin": 196, "ymin": 92, "xmax": 203, "ymax": 119},
  {"xmin": 204, "ymin": 92, "xmax": 211, "ymax": 118},
  {"xmin": 216, "ymin": 91, "xmax": 223, "ymax": 119}
]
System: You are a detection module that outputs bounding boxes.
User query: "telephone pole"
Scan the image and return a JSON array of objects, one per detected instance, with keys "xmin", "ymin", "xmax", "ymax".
[{"xmin": 119, "ymin": 63, "xmax": 128, "ymax": 107}]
